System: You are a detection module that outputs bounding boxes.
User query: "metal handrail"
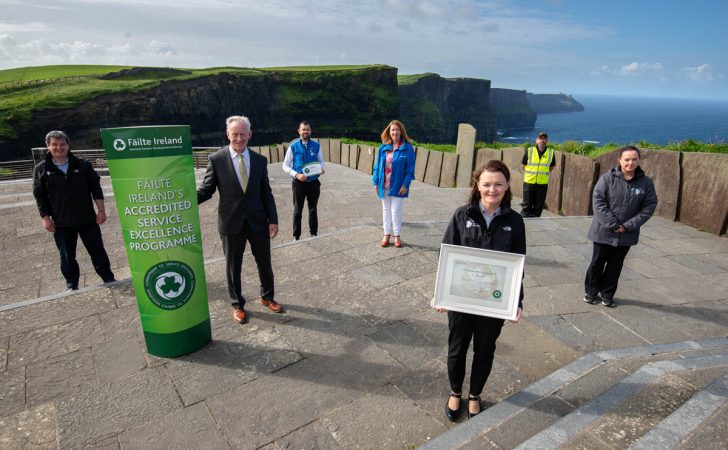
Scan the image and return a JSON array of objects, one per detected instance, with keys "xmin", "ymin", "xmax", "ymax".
[
  {"xmin": 0, "ymin": 147, "xmax": 222, "ymax": 181},
  {"xmin": 0, "ymin": 160, "xmax": 34, "ymax": 181}
]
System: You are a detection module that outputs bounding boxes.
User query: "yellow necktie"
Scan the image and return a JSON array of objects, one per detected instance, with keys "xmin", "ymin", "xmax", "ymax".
[{"xmin": 238, "ymin": 153, "xmax": 248, "ymax": 193}]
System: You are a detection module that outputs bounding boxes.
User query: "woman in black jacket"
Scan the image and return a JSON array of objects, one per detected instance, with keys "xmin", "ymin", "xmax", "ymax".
[{"xmin": 439, "ymin": 160, "xmax": 525, "ymax": 421}]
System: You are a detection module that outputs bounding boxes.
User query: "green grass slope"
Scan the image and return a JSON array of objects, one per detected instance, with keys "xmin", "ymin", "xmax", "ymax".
[
  {"xmin": 0, "ymin": 65, "xmax": 266, "ymax": 139},
  {"xmin": 0, "ymin": 65, "xmax": 132, "ymax": 83}
]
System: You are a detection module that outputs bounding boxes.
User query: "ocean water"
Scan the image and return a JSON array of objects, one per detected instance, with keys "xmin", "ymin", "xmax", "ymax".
[{"xmin": 500, "ymin": 94, "xmax": 728, "ymax": 146}]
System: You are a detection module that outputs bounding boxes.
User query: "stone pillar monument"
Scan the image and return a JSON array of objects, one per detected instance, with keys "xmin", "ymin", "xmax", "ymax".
[{"xmin": 455, "ymin": 123, "xmax": 477, "ymax": 188}]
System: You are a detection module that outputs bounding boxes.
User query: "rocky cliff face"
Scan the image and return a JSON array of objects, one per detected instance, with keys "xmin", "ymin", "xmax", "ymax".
[
  {"xmin": 527, "ymin": 93, "xmax": 584, "ymax": 113},
  {"xmin": 489, "ymin": 88, "xmax": 537, "ymax": 131},
  {"xmin": 1, "ymin": 66, "xmax": 399, "ymax": 160},
  {"xmin": 398, "ymin": 74, "xmax": 497, "ymax": 143}
]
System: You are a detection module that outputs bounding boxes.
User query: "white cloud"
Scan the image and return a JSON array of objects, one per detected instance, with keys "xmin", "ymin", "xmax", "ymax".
[
  {"xmin": 589, "ymin": 62, "xmax": 666, "ymax": 79},
  {"xmin": 146, "ymin": 40, "xmax": 175, "ymax": 56},
  {"xmin": 0, "ymin": 33, "xmax": 181, "ymax": 66},
  {"xmin": 618, "ymin": 62, "xmax": 663, "ymax": 76},
  {"xmin": 0, "ymin": 20, "xmax": 48, "ymax": 33},
  {"xmin": 680, "ymin": 64, "xmax": 720, "ymax": 81}
]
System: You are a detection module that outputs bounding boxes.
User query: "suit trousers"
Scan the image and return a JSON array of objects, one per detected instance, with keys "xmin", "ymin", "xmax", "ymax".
[
  {"xmin": 447, "ymin": 311, "xmax": 505, "ymax": 396},
  {"xmin": 220, "ymin": 221, "xmax": 275, "ymax": 309},
  {"xmin": 584, "ymin": 242, "xmax": 631, "ymax": 300},
  {"xmin": 521, "ymin": 183, "xmax": 548, "ymax": 217},
  {"xmin": 292, "ymin": 178, "xmax": 320, "ymax": 239},
  {"xmin": 53, "ymin": 223, "xmax": 114, "ymax": 289}
]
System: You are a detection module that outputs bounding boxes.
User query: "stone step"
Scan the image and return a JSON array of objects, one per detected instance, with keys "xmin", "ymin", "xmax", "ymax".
[
  {"xmin": 516, "ymin": 353, "xmax": 728, "ymax": 449},
  {"xmin": 419, "ymin": 338, "xmax": 728, "ymax": 450},
  {"xmin": 630, "ymin": 374, "xmax": 728, "ymax": 449}
]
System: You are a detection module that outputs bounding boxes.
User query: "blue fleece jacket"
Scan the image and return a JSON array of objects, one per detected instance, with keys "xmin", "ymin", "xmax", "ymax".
[{"xmin": 372, "ymin": 141, "xmax": 416, "ymax": 198}]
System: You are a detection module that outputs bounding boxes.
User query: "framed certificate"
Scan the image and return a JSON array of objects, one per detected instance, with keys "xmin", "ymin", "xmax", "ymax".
[
  {"xmin": 433, "ymin": 244, "xmax": 524, "ymax": 320},
  {"xmin": 302, "ymin": 162, "xmax": 322, "ymax": 176}
]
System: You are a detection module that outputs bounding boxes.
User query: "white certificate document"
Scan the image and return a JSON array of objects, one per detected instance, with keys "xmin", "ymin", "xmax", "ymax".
[
  {"xmin": 433, "ymin": 244, "xmax": 524, "ymax": 320},
  {"xmin": 302, "ymin": 162, "xmax": 322, "ymax": 176}
]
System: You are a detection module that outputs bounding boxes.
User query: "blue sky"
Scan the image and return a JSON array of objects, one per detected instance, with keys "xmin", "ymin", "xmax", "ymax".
[{"xmin": 1, "ymin": 0, "xmax": 726, "ymax": 99}]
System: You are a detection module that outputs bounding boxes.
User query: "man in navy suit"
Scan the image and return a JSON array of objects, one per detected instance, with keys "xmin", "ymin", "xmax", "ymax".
[{"xmin": 197, "ymin": 116, "xmax": 282, "ymax": 323}]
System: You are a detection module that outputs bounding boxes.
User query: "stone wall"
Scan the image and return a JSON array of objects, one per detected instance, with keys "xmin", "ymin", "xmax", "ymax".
[
  {"xmin": 545, "ymin": 151, "xmax": 565, "ymax": 214},
  {"xmin": 277, "ymin": 136, "xmax": 728, "ymax": 234},
  {"xmin": 560, "ymin": 153, "xmax": 598, "ymax": 216},
  {"xmin": 679, "ymin": 153, "xmax": 728, "ymax": 235},
  {"xmin": 215, "ymin": 129, "xmax": 728, "ymax": 235},
  {"xmin": 256, "ymin": 132, "xmax": 728, "ymax": 235},
  {"xmin": 424, "ymin": 149, "xmax": 443, "ymax": 186},
  {"xmin": 502, "ymin": 148, "xmax": 525, "ymax": 199}
]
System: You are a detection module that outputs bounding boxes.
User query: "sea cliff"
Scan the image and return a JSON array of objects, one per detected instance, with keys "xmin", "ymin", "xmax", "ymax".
[{"xmin": 397, "ymin": 73, "xmax": 497, "ymax": 143}]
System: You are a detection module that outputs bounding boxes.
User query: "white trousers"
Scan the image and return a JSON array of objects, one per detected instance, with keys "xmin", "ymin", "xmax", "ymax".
[{"xmin": 381, "ymin": 195, "xmax": 404, "ymax": 236}]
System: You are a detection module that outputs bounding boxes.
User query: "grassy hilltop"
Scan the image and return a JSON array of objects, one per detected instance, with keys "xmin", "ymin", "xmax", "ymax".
[{"xmin": 0, "ymin": 64, "xmax": 387, "ymax": 141}]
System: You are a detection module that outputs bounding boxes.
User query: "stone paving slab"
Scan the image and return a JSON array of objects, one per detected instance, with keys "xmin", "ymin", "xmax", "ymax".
[
  {"xmin": 56, "ymin": 367, "xmax": 182, "ymax": 448},
  {"xmin": 485, "ymin": 395, "xmax": 575, "ymax": 449},
  {"xmin": 0, "ymin": 402, "xmax": 56, "ymax": 449},
  {"xmin": 118, "ymin": 402, "xmax": 231, "ymax": 449},
  {"xmin": 676, "ymin": 402, "xmax": 728, "ymax": 449}
]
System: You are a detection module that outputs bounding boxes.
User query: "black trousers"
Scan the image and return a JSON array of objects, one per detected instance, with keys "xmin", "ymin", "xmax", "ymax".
[
  {"xmin": 521, "ymin": 183, "xmax": 548, "ymax": 217},
  {"xmin": 53, "ymin": 223, "xmax": 114, "ymax": 289},
  {"xmin": 292, "ymin": 178, "xmax": 320, "ymax": 239},
  {"xmin": 584, "ymin": 242, "xmax": 631, "ymax": 300},
  {"xmin": 220, "ymin": 222, "xmax": 274, "ymax": 309},
  {"xmin": 447, "ymin": 311, "xmax": 505, "ymax": 396}
]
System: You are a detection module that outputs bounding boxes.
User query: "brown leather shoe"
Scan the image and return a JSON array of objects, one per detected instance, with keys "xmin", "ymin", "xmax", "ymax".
[
  {"xmin": 232, "ymin": 307, "xmax": 246, "ymax": 323},
  {"xmin": 261, "ymin": 298, "xmax": 283, "ymax": 313}
]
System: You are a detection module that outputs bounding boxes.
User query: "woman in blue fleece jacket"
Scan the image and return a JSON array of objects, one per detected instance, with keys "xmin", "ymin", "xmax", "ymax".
[{"xmin": 372, "ymin": 120, "xmax": 416, "ymax": 248}]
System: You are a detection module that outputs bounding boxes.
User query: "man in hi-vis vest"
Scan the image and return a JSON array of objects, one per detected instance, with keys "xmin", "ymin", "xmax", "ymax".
[{"xmin": 521, "ymin": 131, "xmax": 555, "ymax": 217}]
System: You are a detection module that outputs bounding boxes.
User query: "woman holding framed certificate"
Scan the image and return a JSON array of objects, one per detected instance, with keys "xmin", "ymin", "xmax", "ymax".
[
  {"xmin": 372, "ymin": 120, "xmax": 416, "ymax": 248},
  {"xmin": 438, "ymin": 160, "xmax": 526, "ymax": 421}
]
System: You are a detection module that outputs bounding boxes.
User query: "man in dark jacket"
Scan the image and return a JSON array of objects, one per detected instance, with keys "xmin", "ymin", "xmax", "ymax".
[
  {"xmin": 33, "ymin": 130, "xmax": 115, "ymax": 291},
  {"xmin": 584, "ymin": 146, "xmax": 657, "ymax": 307}
]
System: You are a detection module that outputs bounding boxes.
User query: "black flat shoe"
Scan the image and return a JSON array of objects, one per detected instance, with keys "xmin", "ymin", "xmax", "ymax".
[
  {"xmin": 445, "ymin": 392, "xmax": 461, "ymax": 421},
  {"xmin": 467, "ymin": 395, "xmax": 481, "ymax": 418}
]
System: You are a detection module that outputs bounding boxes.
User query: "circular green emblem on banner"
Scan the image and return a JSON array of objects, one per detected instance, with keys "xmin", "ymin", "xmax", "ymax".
[
  {"xmin": 492, "ymin": 290, "xmax": 502, "ymax": 299},
  {"xmin": 303, "ymin": 167, "xmax": 310, "ymax": 174},
  {"xmin": 144, "ymin": 261, "xmax": 195, "ymax": 310},
  {"xmin": 113, "ymin": 138, "xmax": 126, "ymax": 151}
]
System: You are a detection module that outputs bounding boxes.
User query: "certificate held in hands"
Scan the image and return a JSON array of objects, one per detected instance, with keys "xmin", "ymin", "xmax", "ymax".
[
  {"xmin": 433, "ymin": 244, "xmax": 524, "ymax": 320},
  {"xmin": 302, "ymin": 162, "xmax": 322, "ymax": 176}
]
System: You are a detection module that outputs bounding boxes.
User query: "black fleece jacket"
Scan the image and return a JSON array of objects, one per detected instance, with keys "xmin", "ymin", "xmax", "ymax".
[
  {"xmin": 33, "ymin": 151, "xmax": 103, "ymax": 227},
  {"xmin": 442, "ymin": 204, "xmax": 527, "ymax": 307}
]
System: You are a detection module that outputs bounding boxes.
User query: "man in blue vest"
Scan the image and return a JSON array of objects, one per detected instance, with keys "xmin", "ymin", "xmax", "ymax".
[
  {"xmin": 282, "ymin": 121, "xmax": 326, "ymax": 240},
  {"xmin": 521, "ymin": 131, "xmax": 555, "ymax": 217}
]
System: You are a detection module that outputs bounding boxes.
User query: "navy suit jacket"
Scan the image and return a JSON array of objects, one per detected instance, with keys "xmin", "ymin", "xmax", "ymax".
[{"xmin": 197, "ymin": 146, "xmax": 278, "ymax": 235}]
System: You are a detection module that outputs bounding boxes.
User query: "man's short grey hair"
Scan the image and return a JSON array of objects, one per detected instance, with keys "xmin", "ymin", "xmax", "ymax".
[
  {"xmin": 45, "ymin": 130, "xmax": 70, "ymax": 145},
  {"xmin": 226, "ymin": 115, "xmax": 251, "ymax": 131}
]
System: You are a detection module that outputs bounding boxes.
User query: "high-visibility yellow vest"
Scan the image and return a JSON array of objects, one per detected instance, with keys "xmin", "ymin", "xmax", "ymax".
[{"xmin": 523, "ymin": 146, "xmax": 554, "ymax": 185}]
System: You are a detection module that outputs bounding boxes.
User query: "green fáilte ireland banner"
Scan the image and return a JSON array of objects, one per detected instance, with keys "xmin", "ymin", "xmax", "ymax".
[{"xmin": 101, "ymin": 125, "xmax": 211, "ymax": 357}]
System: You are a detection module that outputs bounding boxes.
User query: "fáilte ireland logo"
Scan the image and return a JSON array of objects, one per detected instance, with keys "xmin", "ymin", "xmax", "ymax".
[
  {"xmin": 113, "ymin": 139, "xmax": 126, "ymax": 151},
  {"xmin": 144, "ymin": 261, "xmax": 195, "ymax": 310}
]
